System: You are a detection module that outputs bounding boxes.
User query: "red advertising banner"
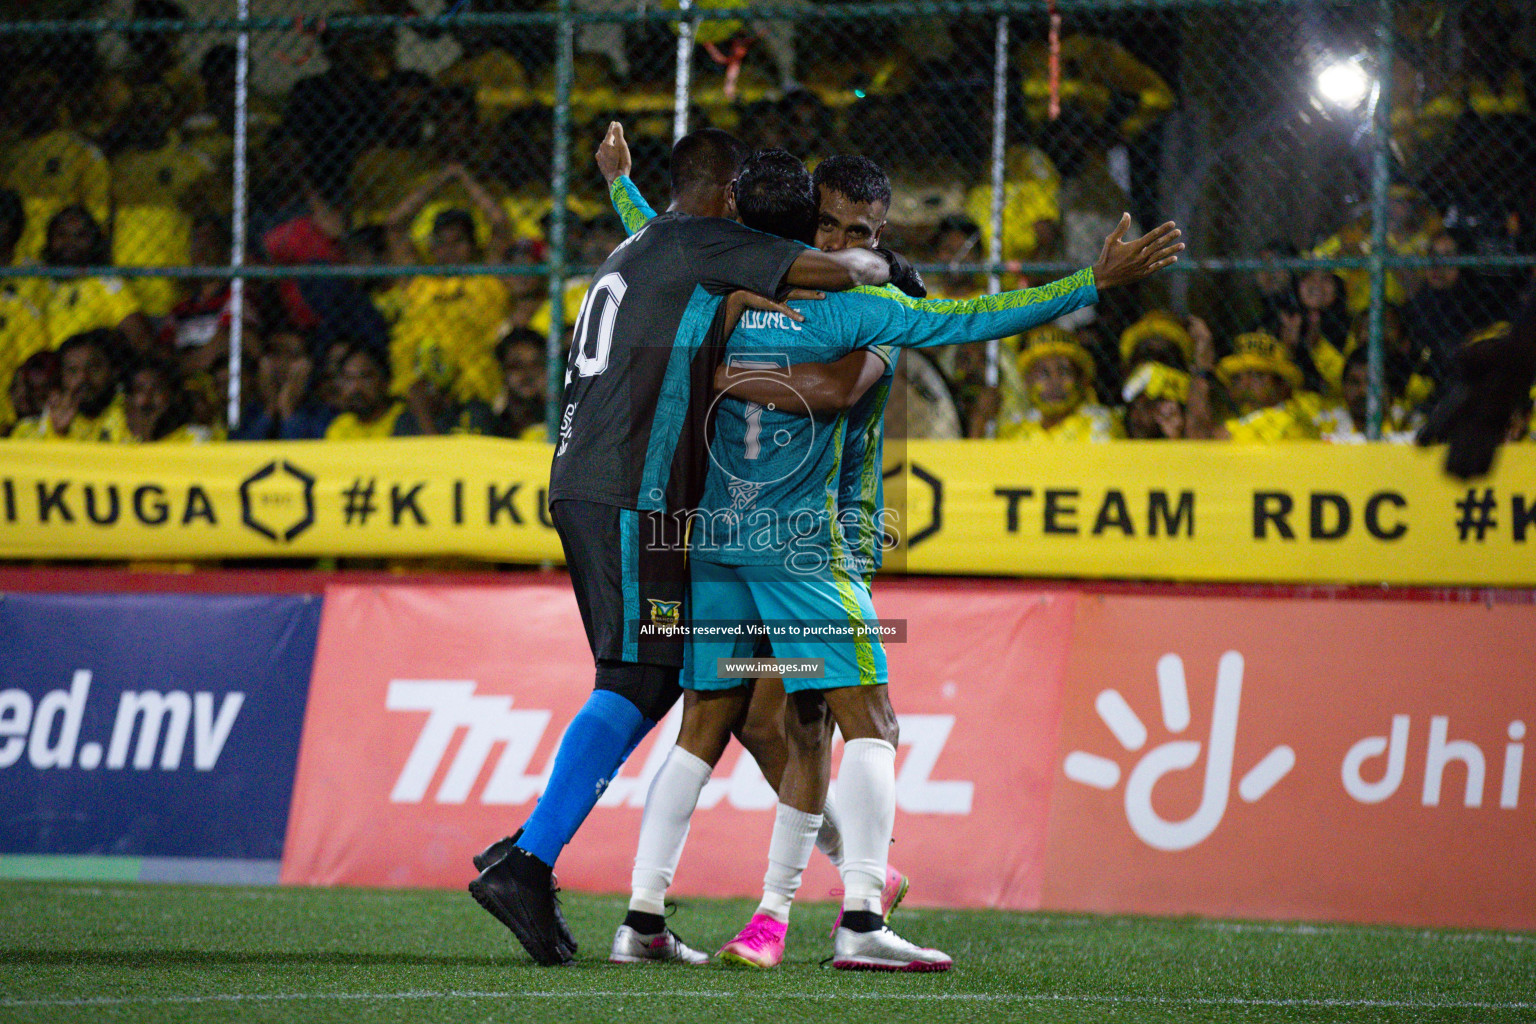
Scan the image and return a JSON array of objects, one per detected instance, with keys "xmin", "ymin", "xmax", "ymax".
[
  {"xmin": 1040, "ymin": 595, "xmax": 1536, "ymax": 931},
  {"xmin": 283, "ymin": 579, "xmax": 1536, "ymax": 930},
  {"xmin": 281, "ymin": 580, "xmax": 1077, "ymax": 908}
]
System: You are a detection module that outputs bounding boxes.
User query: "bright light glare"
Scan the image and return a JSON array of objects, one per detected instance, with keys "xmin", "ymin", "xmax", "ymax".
[{"xmin": 1316, "ymin": 60, "xmax": 1371, "ymax": 109}]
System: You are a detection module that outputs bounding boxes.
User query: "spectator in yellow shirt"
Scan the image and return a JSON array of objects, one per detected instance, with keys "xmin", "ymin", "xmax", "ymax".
[
  {"xmin": 105, "ymin": 87, "xmax": 216, "ymax": 316},
  {"xmin": 435, "ymin": 4, "xmax": 534, "ymax": 119},
  {"xmin": 397, "ymin": 88, "xmax": 507, "ymax": 251},
  {"xmin": 963, "ymin": 145, "xmax": 1061, "ymax": 266},
  {"xmin": 1313, "ymin": 186, "xmax": 1441, "ymax": 315},
  {"xmin": 40, "ymin": 207, "xmax": 157, "ymax": 354},
  {"xmin": 124, "ymin": 357, "xmax": 213, "ymax": 443},
  {"xmin": 1279, "ymin": 269, "xmax": 1351, "ymax": 396},
  {"xmin": 122, "ymin": 357, "xmax": 176, "ymax": 443},
  {"xmin": 1004, "ymin": 326, "xmax": 1121, "ymax": 441},
  {"xmin": 0, "ymin": 191, "xmax": 52, "ymax": 430},
  {"xmin": 324, "ymin": 344, "xmax": 409, "ymax": 439},
  {"xmin": 2, "ymin": 69, "xmax": 112, "ymax": 262},
  {"xmin": 1187, "ymin": 330, "xmax": 1319, "ymax": 442},
  {"xmin": 11, "ymin": 329, "xmax": 129, "ymax": 442},
  {"xmin": 385, "ymin": 163, "xmax": 512, "ymax": 409},
  {"xmin": 1019, "ymin": 34, "xmax": 1175, "ymax": 140}
]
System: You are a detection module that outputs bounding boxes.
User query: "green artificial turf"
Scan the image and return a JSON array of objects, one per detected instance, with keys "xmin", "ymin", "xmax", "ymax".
[{"xmin": 0, "ymin": 881, "xmax": 1532, "ymax": 1023}]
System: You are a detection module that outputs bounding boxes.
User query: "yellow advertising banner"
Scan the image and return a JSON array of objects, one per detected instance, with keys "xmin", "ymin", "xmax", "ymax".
[
  {"xmin": 885, "ymin": 440, "xmax": 1536, "ymax": 586},
  {"xmin": 0, "ymin": 438, "xmax": 1531, "ymax": 586},
  {"xmin": 0, "ymin": 438, "xmax": 565, "ymax": 563}
]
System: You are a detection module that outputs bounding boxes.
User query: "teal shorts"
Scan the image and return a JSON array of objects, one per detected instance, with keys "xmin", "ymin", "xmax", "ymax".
[{"xmin": 682, "ymin": 558, "xmax": 889, "ymax": 693}]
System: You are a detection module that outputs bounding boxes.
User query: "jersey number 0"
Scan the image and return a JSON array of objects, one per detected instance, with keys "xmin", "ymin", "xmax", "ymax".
[{"xmin": 570, "ymin": 272, "xmax": 627, "ymax": 377}]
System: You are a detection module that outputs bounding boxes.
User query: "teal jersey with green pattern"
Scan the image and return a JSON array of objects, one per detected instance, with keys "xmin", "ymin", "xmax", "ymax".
[
  {"xmin": 836, "ymin": 344, "xmax": 895, "ymax": 577},
  {"xmin": 607, "ymin": 175, "xmax": 1099, "ymax": 569},
  {"xmin": 693, "ymin": 274, "xmax": 1099, "ymax": 570}
]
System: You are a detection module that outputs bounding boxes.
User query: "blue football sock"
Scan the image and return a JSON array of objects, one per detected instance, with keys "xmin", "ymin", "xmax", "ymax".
[
  {"xmin": 620, "ymin": 715, "xmax": 660, "ymax": 764},
  {"xmin": 516, "ymin": 690, "xmax": 646, "ymax": 866}
]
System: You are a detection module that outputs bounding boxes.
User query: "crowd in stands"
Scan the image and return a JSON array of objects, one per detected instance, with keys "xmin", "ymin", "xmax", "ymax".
[{"xmin": 0, "ymin": 0, "xmax": 1531, "ymax": 446}]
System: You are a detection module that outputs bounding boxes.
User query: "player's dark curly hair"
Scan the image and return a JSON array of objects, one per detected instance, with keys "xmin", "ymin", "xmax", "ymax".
[
  {"xmin": 811, "ymin": 154, "xmax": 892, "ymax": 212},
  {"xmin": 734, "ymin": 149, "xmax": 816, "ymax": 246}
]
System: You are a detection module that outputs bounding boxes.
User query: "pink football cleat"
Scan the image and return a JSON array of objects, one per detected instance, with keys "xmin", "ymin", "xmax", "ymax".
[{"xmin": 717, "ymin": 912, "xmax": 788, "ymax": 968}]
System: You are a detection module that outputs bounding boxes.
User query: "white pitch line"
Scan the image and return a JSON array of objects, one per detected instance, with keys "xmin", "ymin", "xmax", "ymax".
[
  {"xmin": 1196, "ymin": 920, "xmax": 1536, "ymax": 944},
  {"xmin": 3, "ymin": 991, "xmax": 1534, "ymax": 1011}
]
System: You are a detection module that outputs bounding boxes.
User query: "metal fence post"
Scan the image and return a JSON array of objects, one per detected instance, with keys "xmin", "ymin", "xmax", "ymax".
[
  {"xmin": 674, "ymin": 0, "xmax": 694, "ymax": 144},
  {"xmin": 227, "ymin": 0, "xmax": 251, "ymax": 432},
  {"xmin": 984, "ymin": 13, "xmax": 1011, "ymax": 436},
  {"xmin": 547, "ymin": 0, "xmax": 576, "ymax": 438},
  {"xmin": 1365, "ymin": 0, "xmax": 1395, "ymax": 440}
]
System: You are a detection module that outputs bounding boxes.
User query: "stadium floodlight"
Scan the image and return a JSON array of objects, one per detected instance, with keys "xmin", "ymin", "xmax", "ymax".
[{"xmin": 1315, "ymin": 57, "xmax": 1371, "ymax": 110}]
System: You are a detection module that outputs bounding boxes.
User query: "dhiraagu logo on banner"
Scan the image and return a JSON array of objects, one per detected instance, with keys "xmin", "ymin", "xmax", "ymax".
[
  {"xmin": 1042, "ymin": 596, "xmax": 1536, "ymax": 931},
  {"xmin": 1062, "ymin": 652, "xmax": 1296, "ymax": 851}
]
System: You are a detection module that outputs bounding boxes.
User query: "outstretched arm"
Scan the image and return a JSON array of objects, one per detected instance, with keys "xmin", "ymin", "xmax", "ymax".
[{"xmin": 827, "ymin": 216, "xmax": 1178, "ymax": 353}]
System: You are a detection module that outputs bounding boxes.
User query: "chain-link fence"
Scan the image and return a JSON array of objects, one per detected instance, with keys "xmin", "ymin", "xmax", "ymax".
[{"xmin": 0, "ymin": 0, "xmax": 1531, "ymax": 445}]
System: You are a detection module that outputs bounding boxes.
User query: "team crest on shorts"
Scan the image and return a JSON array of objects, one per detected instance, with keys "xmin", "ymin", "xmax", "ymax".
[{"xmin": 647, "ymin": 599, "xmax": 681, "ymax": 627}]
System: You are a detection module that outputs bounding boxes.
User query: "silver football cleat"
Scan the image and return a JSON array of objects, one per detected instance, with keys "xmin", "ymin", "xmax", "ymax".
[
  {"xmin": 609, "ymin": 924, "xmax": 711, "ymax": 965},
  {"xmin": 832, "ymin": 925, "xmax": 952, "ymax": 972}
]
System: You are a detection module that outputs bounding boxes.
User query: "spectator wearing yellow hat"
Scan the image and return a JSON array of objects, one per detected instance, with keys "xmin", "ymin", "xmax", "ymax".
[
  {"xmin": 1119, "ymin": 310, "xmax": 1192, "ymax": 374},
  {"xmin": 1121, "ymin": 361, "xmax": 1189, "ymax": 439},
  {"xmin": 1003, "ymin": 325, "xmax": 1121, "ymax": 441},
  {"xmin": 1187, "ymin": 330, "xmax": 1319, "ymax": 441}
]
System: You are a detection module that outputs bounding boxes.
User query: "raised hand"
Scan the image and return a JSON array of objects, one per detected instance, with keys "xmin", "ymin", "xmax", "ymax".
[
  {"xmin": 45, "ymin": 389, "xmax": 78, "ymax": 436},
  {"xmin": 722, "ymin": 287, "xmax": 825, "ymax": 334},
  {"xmin": 1092, "ymin": 214, "xmax": 1183, "ymax": 290},
  {"xmin": 596, "ymin": 121, "xmax": 632, "ymax": 185},
  {"xmin": 872, "ymin": 246, "xmax": 926, "ymax": 298}
]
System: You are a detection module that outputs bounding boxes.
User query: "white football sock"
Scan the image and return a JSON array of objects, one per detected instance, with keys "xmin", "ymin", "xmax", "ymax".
[
  {"xmin": 837, "ymin": 738, "xmax": 896, "ymax": 914},
  {"xmin": 757, "ymin": 802, "xmax": 823, "ymax": 923},
  {"xmin": 815, "ymin": 785, "xmax": 844, "ymax": 869},
  {"xmin": 628, "ymin": 746, "xmax": 712, "ymax": 916}
]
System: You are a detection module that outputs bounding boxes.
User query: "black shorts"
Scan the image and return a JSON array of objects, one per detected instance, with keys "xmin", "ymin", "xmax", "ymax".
[{"xmin": 551, "ymin": 498, "xmax": 688, "ymax": 668}]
